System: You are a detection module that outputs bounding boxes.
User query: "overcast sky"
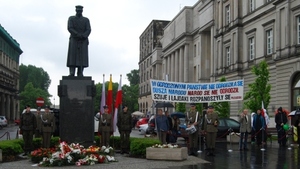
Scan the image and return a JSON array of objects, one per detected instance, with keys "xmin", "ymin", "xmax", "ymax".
[{"xmin": 0, "ymin": 0, "xmax": 197, "ymax": 105}]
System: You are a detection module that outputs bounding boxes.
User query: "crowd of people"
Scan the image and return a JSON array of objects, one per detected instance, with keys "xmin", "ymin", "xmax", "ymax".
[{"xmin": 20, "ymin": 103, "xmax": 300, "ymax": 158}]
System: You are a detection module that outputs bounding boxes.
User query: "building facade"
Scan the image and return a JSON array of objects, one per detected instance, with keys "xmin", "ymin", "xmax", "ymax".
[
  {"xmin": 138, "ymin": 20, "xmax": 170, "ymax": 115},
  {"xmin": 139, "ymin": 0, "xmax": 300, "ymax": 116},
  {"xmin": 0, "ymin": 24, "xmax": 23, "ymax": 122}
]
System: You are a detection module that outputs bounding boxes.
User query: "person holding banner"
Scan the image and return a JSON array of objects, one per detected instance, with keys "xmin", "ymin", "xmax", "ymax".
[
  {"xmin": 203, "ymin": 105, "xmax": 219, "ymax": 156},
  {"xmin": 186, "ymin": 103, "xmax": 201, "ymax": 156}
]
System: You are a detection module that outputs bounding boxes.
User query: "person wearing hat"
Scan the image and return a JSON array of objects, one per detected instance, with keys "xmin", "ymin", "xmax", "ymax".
[
  {"xmin": 67, "ymin": 5, "xmax": 91, "ymax": 77},
  {"xmin": 275, "ymin": 107, "xmax": 288, "ymax": 147},
  {"xmin": 185, "ymin": 103, "xmax": 202, "ymax": 156},
  {"xmin": 203, "ymin": 105, "xmax": 219, "ymax": 156},
  {"xmin": 98, "ymin": 105, "xmax": 113, "ymax": 147},
  {"xmin": 20, "ymin": 105, "xmax": 37, "ymax": 156},
  {"xmin": 34, "ymin": 107, "xmax": 42, "ymax": 138},
  {"xmin": 117, "ymin": 105, "xmax": 132, "ymax": 154},
  {"xmin": 41, "ymin": 105, "xmax": 56, "ymax": 148}
]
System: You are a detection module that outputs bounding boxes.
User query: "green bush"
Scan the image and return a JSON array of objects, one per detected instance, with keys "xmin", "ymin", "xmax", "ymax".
[
  {"xmin": 0, "ymin": 139, "xmax": 23, "ymax": 156},
  {"xmin": 130, "ymin": 138, "xmax": 160, "ymax": 157}
]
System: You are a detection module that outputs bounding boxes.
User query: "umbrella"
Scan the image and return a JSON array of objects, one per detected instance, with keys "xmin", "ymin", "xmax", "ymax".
[
  {"xmin": 274, "ymin": 108, "xmax": 290, "ymax": 117},
  {"xmin": 132, "ymin": 111, "xmax": 144, "ymax": 116},
  {"xmin": 170, "ymin": 112, "xmax": 186, "ymax": 118},
  {"xmin": 154, "ymin": 102, "xmax": 174, "ymax": 108},
  {"xmin": 289, "ymin": 110, "xmax": 300, "ymax": 116}
]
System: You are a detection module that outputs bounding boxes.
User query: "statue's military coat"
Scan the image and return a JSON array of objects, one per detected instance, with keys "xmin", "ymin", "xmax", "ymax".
[{"xmin": 67, "ymin": 15, "xmax": 91, "ymax": 68}]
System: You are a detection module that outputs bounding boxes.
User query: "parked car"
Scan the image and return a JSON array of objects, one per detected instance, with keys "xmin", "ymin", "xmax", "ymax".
[
  {"xmin": 173, "ymin": 112, "xmax": 240, "ymax": 139},
  {"xmin": 0, "ymin": 116, "xmax": 8, "ymax": 127},
  {"xmin": 136, "ymin": 118, "xmax": 149, "ymax": 128}
]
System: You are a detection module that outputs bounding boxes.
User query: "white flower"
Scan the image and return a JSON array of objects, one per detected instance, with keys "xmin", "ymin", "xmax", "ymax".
[
  {"xmin": 106, "ymin": 155, "xmax": 116, "ymax": 162},
  {"xmin": 104, "ymin": 148, "xmax": 110, "ymax": 153}
]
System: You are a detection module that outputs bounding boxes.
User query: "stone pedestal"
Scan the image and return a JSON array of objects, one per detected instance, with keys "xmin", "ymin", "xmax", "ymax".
[
  {"xmin": 58, "ymin": 76, "xmax": 95, "ymax": 147},
  {"xmin": 146, "ymin": 147, "xmax": 187, "ymax": 161}
]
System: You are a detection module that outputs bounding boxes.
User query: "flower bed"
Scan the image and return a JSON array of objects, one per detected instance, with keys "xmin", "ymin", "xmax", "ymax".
[
  {"xmin": 146, "ymin": 144, "xmax": 187, "ymax": 161},
  {"xmin": 30, "ymin": 141, "xmax": 117, "ymax": 167}
]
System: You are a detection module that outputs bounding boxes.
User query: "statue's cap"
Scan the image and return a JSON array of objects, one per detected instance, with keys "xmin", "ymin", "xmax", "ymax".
[{"xmin": 75, "ymin": 5, "xmax": 83, "ymax": 9}]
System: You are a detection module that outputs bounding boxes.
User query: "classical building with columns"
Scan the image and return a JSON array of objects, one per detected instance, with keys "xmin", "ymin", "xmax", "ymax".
[
  {"xmin": 0, "ymin": 24, "xmax": 23, "ymax": 122},
  {"xmin": 139, "ymin": 0, "xmax": 300, "ymax": 115},
  {"xmin": 138, "ymin": 20, "xmax": 170, "ymax": 115}
]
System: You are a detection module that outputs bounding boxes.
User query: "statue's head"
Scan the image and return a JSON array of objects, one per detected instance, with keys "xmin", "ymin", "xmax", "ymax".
[{"xmin": 75, "ymin": 5, "xmax": 83, "ymax": 15}]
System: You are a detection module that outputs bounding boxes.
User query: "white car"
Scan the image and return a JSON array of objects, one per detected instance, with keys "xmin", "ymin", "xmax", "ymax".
[
  {"xmin": 0, "ymin": 116, "xmax": 8, "ymax": 126},
  {"xmin": 138, "ymin": 123, "xmax": 149, "ymax": 135}
]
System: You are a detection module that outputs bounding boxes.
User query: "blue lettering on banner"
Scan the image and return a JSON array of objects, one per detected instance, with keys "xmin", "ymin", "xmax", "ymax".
[
  {"xmin": 187, "ymin": 84, "xmax": 207, "ymax": 90},
  {"xmin": 151, "ymin": 81, "xmax": 157, "ymax": 87},
  {"xmin": 156, "ymin": 82, "xmax": 186, "ymax": 89},
  {"xmin": 215, "ymin": 81, "xmax": 243, "ymax": 89},
  {"xmin": 168, "ymin": 89, "xmax": 186, "ymax": 95},
  {"xmin": 153, "ymin": 87, "xmax": 167, "ymax": 94}
]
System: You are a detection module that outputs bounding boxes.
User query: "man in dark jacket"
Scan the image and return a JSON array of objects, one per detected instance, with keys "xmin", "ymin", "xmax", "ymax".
[
  {"xmin": 253, "ymin": 109, "xmax": 266, "ymax": 147},
  {"xmin": 275, "ymin": 107, "xmax": 288, "ymax": 147},
  {"xmin": 20, "ymin": 105, "xmax": 37, "ymax": 156},
  {"xmin": 156, "ymin": 109, "xmax": 169, "ymax": 144},
  {"xmin": 117, "ymin": 105, "xmax": 132, "ymax": 154}
]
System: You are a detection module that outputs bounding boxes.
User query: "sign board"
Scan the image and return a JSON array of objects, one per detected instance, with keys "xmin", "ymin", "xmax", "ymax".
[
  {"xmin": 36, "ymin": 97, "xmax": 45, "ymax": 107},
  {"xmin": 150, "ymin": 79, "xmax": 244, "ymax": 103}
]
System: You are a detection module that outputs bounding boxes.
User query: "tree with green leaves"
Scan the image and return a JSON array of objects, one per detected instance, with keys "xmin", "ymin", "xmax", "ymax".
[
  {"xmin": 243, "ymin": 60, "xmax": 271, "ymax": 113},
  {"xmin": 126, "ymin": 69, "xmax": 139, "ymax": 86},
  {"xmin": 19, "ymin": 64, "xmax": 51, "ymax": 92},
  {"xmin": 211, "ymin": 76, "xmax": 230, "ymax": 118},
  {"xmin": 19, "ymin": 82, "xmax": 51, "ymax": 111},
  {"xmin": 175, "ymin": 103, "xmax": 186, "ymax": 112}
]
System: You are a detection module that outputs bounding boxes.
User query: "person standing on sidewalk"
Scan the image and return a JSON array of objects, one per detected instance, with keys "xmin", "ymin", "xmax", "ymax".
[
  {"xmin": 34, "ymin": 107, "xmax": 42, "ymax": 138},
  {"xmin": 117, "ymin": 105, "xmax": 132, "ymax": 154},
  {"xmin": 253, "ymin": 109, "xmax": 266, "ymax": 147},
  {"xmin": 275, "ymin": 107, "xmax": 288, "ymax": 147},
  {"xmin": 186, "ymin": 103, "xmax": 201, "ymax": 156},
  {"xmin": 20, "ymin": 105, "xmax": 37, "ymax": 156},
  {"xmin": 40, "ymin": 105, "xmax": 55, "ymax": 148},
  {"xmin": 203, "ymin": 105, "xmax": 218, "ymax": 156},
  {"xmin": 99, "ymin": 105, "xmax": 113, "ymax": 147},
  {"xmin": 156, "ymin": 109, "xmax": 169, "ymax": 144},
  {"xmin": 239, "ymin": 109, "xmax": 251, "ymax": 151}
]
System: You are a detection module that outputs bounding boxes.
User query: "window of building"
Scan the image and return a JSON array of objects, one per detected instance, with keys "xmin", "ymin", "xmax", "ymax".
[
  {"xmin": 249, "ymin": 0, "xmax": 255, "ymax": 12},
  {"xmin": 194, "ymin": 44, "xmax": 197, "ymax": 57},
  {"xmin": 226, "ymin": 46, "xmax": 230, "ymax": 66},
  {"xmin": 225, "ymin": 5, "xmax": 230, "ymax": 25},
  {"xmin": 298, "ymin": 16, "xmax": 300, "ymax": 44},
  {"xmin": 249, "ymin": 37, "xmax": 255, "ymax": 60},
  {"xmin": 266, "ymin": 29, "xmax": 273, "ymax": 55}
]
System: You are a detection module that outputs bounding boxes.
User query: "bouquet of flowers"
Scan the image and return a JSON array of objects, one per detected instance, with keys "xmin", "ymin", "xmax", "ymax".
[
  {"xmin": 30, "ymin": 148, "xmax": 56, "ymax": 163},
  {"xmin": 36, "ymin": 142, "xmax": 117, "ymax": 167},
  {"xmin": 151, "ymin": 144, "xmax": 180, "ymax": 148}
]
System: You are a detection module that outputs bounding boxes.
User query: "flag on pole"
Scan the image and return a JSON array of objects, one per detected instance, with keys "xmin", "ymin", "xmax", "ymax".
[
  {"xmin": 261, "ymin": 101, "xmax": 269, "ymax": 126},
  {"xmin": 107, "ymin": 74, "xmax": 113, "ymax": 114},
  {"xmin": 113, "ymin": 75, "xmax": 122, "ymax": 132},
  {"xmin": 100, "ymin": 74, "xmax": 106, "ymax": 114}
]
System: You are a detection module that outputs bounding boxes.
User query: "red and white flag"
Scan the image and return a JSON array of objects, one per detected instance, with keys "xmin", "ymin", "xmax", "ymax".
[
  {"xmin": 261, "ymin": 101, "xmax": 269, "ymax": 126},
  {"xmin": 113, "ymin": 75, "xmax": 122, "ymax": 132}
]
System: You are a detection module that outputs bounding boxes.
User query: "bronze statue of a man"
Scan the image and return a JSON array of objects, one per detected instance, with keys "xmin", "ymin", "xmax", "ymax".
[{"xmin": 67, "ymin": 5, "xmax": 91, "ymax": 77}]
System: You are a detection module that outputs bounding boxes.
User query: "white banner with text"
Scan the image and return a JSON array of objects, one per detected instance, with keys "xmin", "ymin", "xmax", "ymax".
[{"xmin": 150, "ymin": 79, "xmax": 244, "ymax": 103}]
